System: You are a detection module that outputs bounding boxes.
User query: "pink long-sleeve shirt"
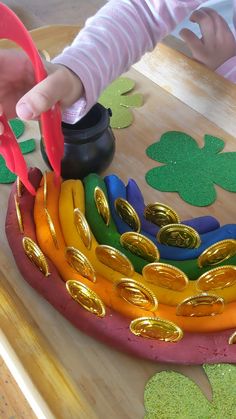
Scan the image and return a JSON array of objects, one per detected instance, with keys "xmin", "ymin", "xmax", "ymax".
[{"xmin": 53, "ymin": 0, "xmax": 236, "ymax": 124}]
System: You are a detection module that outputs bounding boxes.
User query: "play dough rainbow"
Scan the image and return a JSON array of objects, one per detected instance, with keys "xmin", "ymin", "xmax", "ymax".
[{"xmin": 5, "ymin": 168, "xmax": 236, "ymax": 364}]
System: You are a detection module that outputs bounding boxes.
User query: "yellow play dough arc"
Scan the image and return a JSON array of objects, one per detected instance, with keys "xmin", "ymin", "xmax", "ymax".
[
  {"xmin": 33, "ymin": 172, "xmax": 154, "ymax": 319},
  {"xmin": 59, "ymin": 179, "xmax": 236, "ymax": 305},
  {"xmin": 60, "ymin": 179, "xmax": 135, "ymax": 281}
]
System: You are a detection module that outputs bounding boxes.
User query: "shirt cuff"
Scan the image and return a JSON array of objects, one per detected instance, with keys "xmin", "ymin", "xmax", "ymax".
[
  {"xmin": 216, "ymin": 56, "xmax": 236, "ymax": 82},
  {"xmin": 52, "ymin": 53, "xmax": 97, "ymax": 124},
  {"xmin": 61, "ymin": 96, "xmax": 87, "ymax": 125}
]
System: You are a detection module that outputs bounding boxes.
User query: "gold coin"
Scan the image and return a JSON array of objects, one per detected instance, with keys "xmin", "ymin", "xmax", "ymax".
[
  {"xmin": 16, "ymin": 176, "xmax": 24, "ymax": 198},
  {"xmin": 157, "ymin": 224, "xmax": 201, "ymax": 248},
  {"xmin": 197, "ymin": 265, "xmax": 236, "ymax": 291},
  {"xmin": 176, "ymin": 293, "xmax": 224, "ymax": 317},
  {"xmin": 115, "ymin": 278, "xmax": 158, "ymax": 311},
  {"xmin": 144, "ymin": 203, "xmax": 180, "ymax": 227},
  {"xmin": 94, "ymin": 187, "xmax": 110, "ymax": 226},
  {"xmin": 198, "ymin": 239, "xmax": 236, "ymax": 268},
  {"xmin": 66, "ymin": 280, "xmax": 106, "ymax": 317},
  {"xmin": 120, "ymin": 231, "xmax": 160, "ymax": 263},
  {"xmin": 95, "ymin": 245, "xmax": 134, "ymax": 276},
  {"xmin": 228, "ymin": 331, "xmax": 236, "ymax": 345},
  {"xmin": 115, "ymin": 198, "xmax": 141, "ymax": 232},
  {"xmin": 22, "ymin": 236, "xmax": 50, "ymax": 277},
  {"xmin": 74, "ymin": 208, "xmax": 92, "ymax": 250},
  {"xmin": 14, "ymin": 194, "xmax": 24, "ymax": 234},
  {"xmin": 66, "ymin": 247, "xmax": 96, "ymax": 282},
  {"xmin": 143, "ymin": 262, "xmax": 188, "ymax": 291},
  {"xmin": 44, "ymin": 208, "xmax": 59, "ymax": 249},
  {"xmin": 43, "ymin": 172, "xmax": 47, "ymax": 208},
  {"xmin": 130, "ymin": 317, "xmax": 183, "ymax": 342}
]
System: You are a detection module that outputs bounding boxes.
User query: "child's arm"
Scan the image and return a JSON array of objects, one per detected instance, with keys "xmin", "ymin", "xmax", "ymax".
[
  {"xmin": 52, "ymin": 0, "xmax": 208, "ymax": 123},
  {"xmin": 180, "ymin": 7, "xmax": 236, "ymax": 81},
  {"xmin": 0, "ymin": 0, "xmax": 208, "ymax": 124}
]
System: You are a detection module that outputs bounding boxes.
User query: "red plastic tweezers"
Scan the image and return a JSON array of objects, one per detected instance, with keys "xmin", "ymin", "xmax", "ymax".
[{"xmin": 0, "ymin": 3, "xmax": 64, "ymax": 193}]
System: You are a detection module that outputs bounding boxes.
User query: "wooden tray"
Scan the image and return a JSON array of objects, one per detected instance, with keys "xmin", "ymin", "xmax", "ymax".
[{"xmin": 1, "ymin": 25, "xmax": 236, "ymax": 418}]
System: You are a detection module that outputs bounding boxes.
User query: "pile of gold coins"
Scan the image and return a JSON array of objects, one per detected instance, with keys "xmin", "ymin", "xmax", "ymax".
[{"xmin": 15, "ymin": 173, "xmax": 236, "ymax": 344}]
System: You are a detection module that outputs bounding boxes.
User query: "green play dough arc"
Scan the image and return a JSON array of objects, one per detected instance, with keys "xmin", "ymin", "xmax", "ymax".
[
  {"xmin": 84, "ymin": 173, "xmax": 146, "ymax": 272},
  {"xmin": 83, "ymin": 174, "xmax": 236, "ymax": 278}
]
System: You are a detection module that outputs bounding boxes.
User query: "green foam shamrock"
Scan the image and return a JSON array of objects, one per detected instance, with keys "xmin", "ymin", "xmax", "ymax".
[
  {"xmin": 9, "ymin": 118, "xmax": 25, "ymax": 139},
  {"xmin": 99, "ymin": 77, "xmax": 143, "ymax": 128},
  {"xmin": 0, "ymin": 119, "xmax": 36, "ymax": 184},
  {"xmin": 145, "ymin": 131, "xmax": 236, "ymax": 207},
  {"xmin": 144, "ymin": 364, "xmax": 236, "ymax": 419}
]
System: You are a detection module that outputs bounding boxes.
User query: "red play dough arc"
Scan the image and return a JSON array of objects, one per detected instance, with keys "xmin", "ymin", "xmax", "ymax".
[{"xmin": 5, "ymin": 168, "xmax": 236, "ymax": 365}]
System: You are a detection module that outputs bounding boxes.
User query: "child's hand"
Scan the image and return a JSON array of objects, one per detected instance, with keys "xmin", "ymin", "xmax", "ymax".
[
  {"xmin": 180, "ymin": 7, "xmax": 236, "ymax": 70},
  {"xmin": 0, "ymin": 49, "xmax": 83, "ymax": 126}
]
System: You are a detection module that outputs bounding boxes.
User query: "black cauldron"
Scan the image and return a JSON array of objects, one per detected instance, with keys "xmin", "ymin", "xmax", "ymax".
[{"xmin": 40, "ymin": 103, "xmax": 116, "ymax": 179}]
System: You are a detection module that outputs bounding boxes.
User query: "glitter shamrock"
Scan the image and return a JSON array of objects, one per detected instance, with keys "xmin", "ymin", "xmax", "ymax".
[
  {"xmin": 0, "ymin": 119, "xmax": 36, "ymax": 183},
  {"xmin": 144, "ymin": 364, "xmax": 236, "ymax": 419},
  {"xmin": 99, "ymin": 77, "xmax": 143, "ymax": 128},
  {"xmin": 145, "ymin": 131, "xmax": 236, "ymax": 207}
]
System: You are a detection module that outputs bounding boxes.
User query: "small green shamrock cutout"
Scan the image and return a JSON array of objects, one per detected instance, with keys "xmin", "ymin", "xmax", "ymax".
[
  {"xmin": 0, "ymin": 119, "xmax": 36, "ymax": 184},
  {"xmin": 145, "ymin": 131, "xmax": 236, "ymax": 207},
  {"xmin": 144, "ymin": 364, "xmax": 236, "ymax": 419},
  {"xmin": 9, "ymin": 118, "xmax": 25, "ymax": 139},
  {"xmin": 99, "ymin": 77, "xmax": 143, "ymax": 128}
]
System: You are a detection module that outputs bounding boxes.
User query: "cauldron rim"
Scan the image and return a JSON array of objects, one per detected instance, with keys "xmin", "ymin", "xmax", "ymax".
[{"xmin": 61, "ymin": 103, "xmax": 110, "ymax": 144}]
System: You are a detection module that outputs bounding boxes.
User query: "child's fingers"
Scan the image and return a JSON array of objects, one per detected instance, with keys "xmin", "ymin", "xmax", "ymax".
[
  {"xmin": 189, "ymin": 9, "xmax": 215, "ymax": 43},
  {"xmin": 181, "ymin": 7, "xmax": 235, "ymax": 70},
  {"xmin": 179, "ymin": 28, "xmax": 203, "ymax": 55},
  {"xmin": 15, "ymin": 70, "xmax": 67, "ymax": 120},
  {"xmin": 16, "ymin": 64, "xmax": 83, "ymax": 121},
  {"xmin": 203, "ymin": 6, "xmax": 236, "ymax": 48},
  {"xmin": 200, "ymin": 7, "xmax": 231, "ymax": 33}
]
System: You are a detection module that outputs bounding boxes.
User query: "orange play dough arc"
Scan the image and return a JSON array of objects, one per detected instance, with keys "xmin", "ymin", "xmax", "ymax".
[
  {"xmin": 156, "ymin": 302, "xmax": 236, "ymax": 333},
  {"xmin": 33, "ymin": 172, "xmax": 154, "ymax": 319}
]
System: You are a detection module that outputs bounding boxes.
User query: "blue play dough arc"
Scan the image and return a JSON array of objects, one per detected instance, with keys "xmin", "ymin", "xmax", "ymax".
[
  {"xmin": 104, "ymin": 174, "xmax": 236, "ymax": 261},
  {"xmin": 126, "ymin": 178, "xmax": 220, "ymax": 235}
]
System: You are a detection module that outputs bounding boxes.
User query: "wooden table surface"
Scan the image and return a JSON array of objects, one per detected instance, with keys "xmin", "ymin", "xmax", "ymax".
[{"xmin": 0, "ymin": 25, "xmax": 236, "ymax": 419}]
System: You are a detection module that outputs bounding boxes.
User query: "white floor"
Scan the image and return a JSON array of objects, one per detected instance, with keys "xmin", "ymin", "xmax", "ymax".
[{"xmin": 172, "ymin": 0, "xmax": 234, "ymax": 38}]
